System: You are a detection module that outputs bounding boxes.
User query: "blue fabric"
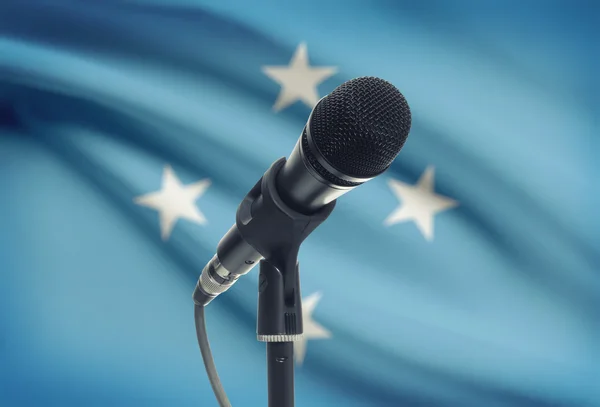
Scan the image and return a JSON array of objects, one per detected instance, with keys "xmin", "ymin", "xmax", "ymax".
[{"xmin": 0, "ymin": 1, "xmax": 597, "ymax": 406}]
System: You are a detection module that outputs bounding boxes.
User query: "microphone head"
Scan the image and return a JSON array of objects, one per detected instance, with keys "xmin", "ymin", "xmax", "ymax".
[{"xmin": 306, "ymin": 77, "xmax": 411, "ymax": 185}]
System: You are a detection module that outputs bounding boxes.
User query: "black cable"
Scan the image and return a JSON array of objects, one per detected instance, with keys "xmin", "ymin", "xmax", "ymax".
[{"xmin": 194, "ymin": 304, "xmax": 232, "ymax": 407}]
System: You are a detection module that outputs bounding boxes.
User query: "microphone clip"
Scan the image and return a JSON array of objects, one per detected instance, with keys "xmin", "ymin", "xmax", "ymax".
[{"xmin": 235, "ymin": 157, "xmax": 335, "ymax": 341}]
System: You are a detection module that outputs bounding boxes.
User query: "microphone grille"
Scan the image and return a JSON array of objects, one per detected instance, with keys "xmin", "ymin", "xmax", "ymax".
[{"xmin": 310, "ymin": 77, "xmax": 412, "ymax": 178}]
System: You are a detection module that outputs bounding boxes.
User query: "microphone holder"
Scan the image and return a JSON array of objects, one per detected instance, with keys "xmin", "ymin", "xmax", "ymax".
[{"xmin": 235, "ymin": 158, "xmax": 335, "ymax": 407}]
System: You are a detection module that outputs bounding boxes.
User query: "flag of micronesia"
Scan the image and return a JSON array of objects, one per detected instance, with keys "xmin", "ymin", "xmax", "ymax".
[{"xmin": 0, "ymin": 1, "xmax": 597, "ymax": 406}]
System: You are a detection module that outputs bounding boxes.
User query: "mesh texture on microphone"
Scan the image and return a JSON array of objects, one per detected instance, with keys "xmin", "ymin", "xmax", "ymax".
[{"xmin": 307, "ymin": 76, "xmax": 411, "ymax": 183}]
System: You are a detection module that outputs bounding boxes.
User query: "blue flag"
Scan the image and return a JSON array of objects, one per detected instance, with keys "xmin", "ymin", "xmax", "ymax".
[{"xmin": 0, "ymin": 1, "xmax": 597, "ymax": 406}]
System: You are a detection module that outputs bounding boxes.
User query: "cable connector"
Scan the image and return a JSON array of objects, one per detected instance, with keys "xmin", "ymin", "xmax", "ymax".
[{"xmin": 193, "ymin": 255, "xmax": 240, "ymax": 307}]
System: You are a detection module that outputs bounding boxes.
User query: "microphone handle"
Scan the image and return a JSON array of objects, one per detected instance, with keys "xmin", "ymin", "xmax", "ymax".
[{"xmin": 276, "ymin": 132, "xmax": 354, "ymax": 214}]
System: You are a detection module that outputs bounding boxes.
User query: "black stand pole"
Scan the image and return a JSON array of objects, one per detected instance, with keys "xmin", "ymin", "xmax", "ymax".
[
  {"xmin": 256, "ymin": 259, "xmax": 302, "ymax": 407},
  {"xmin": 233, "ymin": 158, "xmax": 336, "ymax": 407},
  {"xmin": 267, "ymin": 342, "xmax": 294, "ymax": 407}
]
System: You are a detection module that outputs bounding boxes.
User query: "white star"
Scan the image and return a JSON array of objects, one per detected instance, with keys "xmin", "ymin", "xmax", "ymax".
[
  {"xmin": 295, "ymin": 292, "xmax": 331, "ymax": 365},
  {"xmin": 134, "ymin": 165, "xmax": 211, "ymax": 241},
  {"xmin": 384, "ymin": 166, "xmax": 458, "ymax": 241},
  {"xmin": 262, "ymin": 42, "xmax": 337, "ymax": 112}
]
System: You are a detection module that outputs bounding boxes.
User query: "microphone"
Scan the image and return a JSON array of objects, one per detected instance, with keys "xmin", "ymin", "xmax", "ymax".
[{"xmin": 193, "ymin": 77, "xmax": 412, "ymax": 306}]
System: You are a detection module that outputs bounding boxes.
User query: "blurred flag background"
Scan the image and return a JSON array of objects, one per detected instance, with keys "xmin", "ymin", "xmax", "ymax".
[{"xmin": 0, "ymin": 1, "xmax": 597, "ymax": 406}]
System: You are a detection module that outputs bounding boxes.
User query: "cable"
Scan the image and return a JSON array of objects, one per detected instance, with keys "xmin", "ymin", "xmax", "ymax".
[{"xmin": 194, "ymin": 304, "xmax": 232, "ymax": 407}]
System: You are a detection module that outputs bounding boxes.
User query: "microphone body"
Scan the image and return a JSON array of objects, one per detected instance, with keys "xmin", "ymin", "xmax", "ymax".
[
  {"xmin": 192, "ymin": 135, "xmax": 349, "ymax": 305},
  {"xmin": 193, "ymin": 145, "xmax": 340, "ymax": 306},
  {"xmin": 193, "ymin": 77, "xmax": 412, "ymax": 306},
  {"xmin": 193, "ymin": 122, "xmax": 364, "ymax": 305}
]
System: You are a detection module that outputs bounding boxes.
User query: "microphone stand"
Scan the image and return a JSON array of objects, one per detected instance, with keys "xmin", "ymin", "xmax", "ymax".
[
  {"xmin": 235, "ymin": 158, "xmax": 335, "ymax": 407},
  {"xmin": 258, "ymin": 260, "xmax": 299, "ymax": 407}
]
